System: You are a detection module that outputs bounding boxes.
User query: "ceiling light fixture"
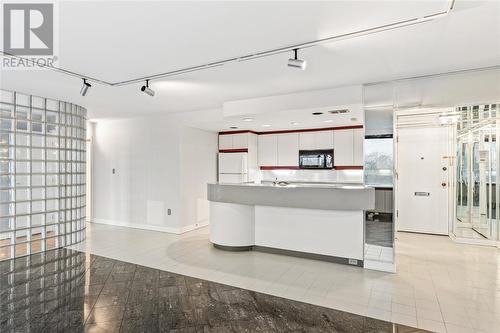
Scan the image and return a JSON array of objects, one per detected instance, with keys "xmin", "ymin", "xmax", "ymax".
[
  {"xmin": 288, "ymin": 48, "xmax": 307, "ymax": 70},
  {"xmin": 140, "ymin": 79, "xmax": 155, "ymax": 96},
  {"xmin": 262, "ymin": 124, "xmax": 271, "ymax": 128},
  {"xmin": 324, "ymin": 120, "xmax": 333, "ymax": 123},
  {"xmin": 243, "ymin": 118, "xmax": 253, "ymax": 122},
  {"xmin": 80, "ymin": 79, "xmax": 91, "ymax": 96},
  {"xmin": 0, "ymin": 0, "xmax": 456, "ymax": 87},
  {"xmin": 291, "ymin": 122, "xmax": 299, "ymax": 126},
  {"xmin": 229, "ymin": 126, "xmax": 238, "ymax": 129}
]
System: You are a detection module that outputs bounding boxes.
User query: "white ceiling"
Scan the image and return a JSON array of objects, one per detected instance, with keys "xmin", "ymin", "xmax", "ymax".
[
  {"xmin": 1, "ymin": 0, "xmax": 499, "ymax": 123},
  {"xmin": 185, "ymin": 104, "xmax": 364, "ymax": 133}
]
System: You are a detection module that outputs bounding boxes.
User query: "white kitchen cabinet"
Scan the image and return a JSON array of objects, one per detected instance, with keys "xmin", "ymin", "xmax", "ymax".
[
  {"xmin": 299, "ymin": 131, "xmax": 333, "ymax": 150},
  {"xmin": 218, "ymin": 133, "xmax": 249, "ymax": 150},
  {"xmin": 385, "ymin": 190, "xmax": 393, "ymax": 212},
  {"xmin": 333, "ymin": 129, "xmax": 354, "ymax": 166},
  {"xmin": 232, "ymin": 133, "xmax": 249, "ymax": 149},
  {"xmin": 374, "ymin": 190, "xmax": 385, "ymax": 212},
  {"xmin": 373, "ymin": 189, "xmax": 393, "ymax": 213},
  {"xmin": 258, "ymin": 135, "xmax": 278, "ymax": 166},
  {"xmin": 277, "ymin": 134, "xmax": 299, "ymax": 166},
  {"xmin": 299, "ymin": 132, "xmax": 316, "ymax": 150},
  {"xmin": 353, "ymin": 128, "xmax": 364, "ymax": 166},
  {"xmin": 218, "ymin": 135, "xmax": 233, "ymax": 150},
  {"xmin": 316, "ymin": 131, "xmax": 334, "ymax": 149}
]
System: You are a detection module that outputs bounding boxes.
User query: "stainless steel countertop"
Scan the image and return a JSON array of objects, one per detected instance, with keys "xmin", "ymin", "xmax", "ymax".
[{"xmin": 207, "ymin": 182, "xmax": 375, "ymax": 211}]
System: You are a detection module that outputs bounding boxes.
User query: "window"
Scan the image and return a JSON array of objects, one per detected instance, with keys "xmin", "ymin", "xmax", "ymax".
[{"xmin": 364, "ymin": 137, "xmax": 394, "ymax": 186}]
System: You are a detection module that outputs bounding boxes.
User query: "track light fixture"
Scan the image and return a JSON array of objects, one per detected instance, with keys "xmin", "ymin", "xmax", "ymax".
[
  {"xmin": 1, "ymin": 1, "xmax": 455, "ymax": 87},
  {"xmin": 80, "ymin": 78, "xmax": 91, "ymax": 96},
  {"xmin": 140, "ymin": 79, "xmax": 155, "ymax": 96},
  {"xmin": 288, "ymin": 48, "xmax": 307, "ymax": 70}
]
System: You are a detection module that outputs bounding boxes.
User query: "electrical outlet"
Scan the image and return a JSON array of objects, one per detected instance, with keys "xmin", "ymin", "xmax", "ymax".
[
  {"xmin": 167, "ymin": 209, "xmax": 171, "ymax": 216},
  {"xmin": 348, "ymin": 258, "xmax": 358, "ymax": 266}
]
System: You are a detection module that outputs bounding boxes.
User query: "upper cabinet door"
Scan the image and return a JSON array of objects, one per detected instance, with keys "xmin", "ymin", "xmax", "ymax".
[
  {"xmin": 353, "ymin": 128, "xmax": 364, "ymax": 166},
  {"xmin": 258, "ymin": 135, "xmax": 278, "ymax": 166},
  {"xmin": 232, "ymin": 133, "xmax": 249, "ymax": 149},
  {"xmin": 333, "ymin": 129, "xmax": 354, "ymax": 166},
  {"xmin": 277, "ymin": 134, "xmax": 299, "ymax": 166},
  {"xmin": 315, "ymin": 131, "xmax": 334, "ymax": 149},
  {"xmin": 299, "ymin": 132, "xmax": 316, "ymax": 150},
  {"xmin": 218, "ymin": 135, "xmax": 233, "ymax": 150}
]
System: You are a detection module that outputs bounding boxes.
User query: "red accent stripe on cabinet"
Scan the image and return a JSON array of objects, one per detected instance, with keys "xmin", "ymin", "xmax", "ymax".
[
  {"xmin": 260, "ymin": 166, "xmax": 300, "ymax": 170},
  {"xmin": 219, "ymin": 149, "xmax": 248, "ymax": 153},
  {"xmin": 334, "ymin": 166, "xmax": 364, "ymax": 170},
  {"xmin": 219, "ymin": 125, "xmax": 363, "ymax": 136},
  {"xmin": 219, "ymin": 130, "xmax": 259, "ymax": 135},
  {"xmin": 257, "ymin": 125, "xmax": 363, "ymax": 135}
]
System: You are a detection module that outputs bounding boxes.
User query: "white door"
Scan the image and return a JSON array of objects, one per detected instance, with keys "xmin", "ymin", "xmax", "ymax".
[
  {"xmin": 219, "ymin": 174, "xmax": 248, "ymax": 183},
  {"xmin": 334, "ymin": 129, "xmax": 354, "ymax": 166},
  {"xmin": 218, "ymin": 153, "xmax": 247, "ymax": 174},
  {"xmin": 218, "ymin": 135, "xmax": 233, "ymax": 149},
  {"xmin": 353, "ymin": 128, "xmax": 364, "ymax": 166},
  {"xmin": 397, "ymin": 127, "xmax": 449, "ymax": 235},
  {"xmin": 299, "ymin": 132, "xmax": 316, "ymax": 150},
  {"xmin": 277, "ymin": 133, "xmax": 299, "ymax": 166},
  {"xmin": 232, "ymin": 133, "xmax": 249, "ymax": 149},
  {"xmin": 258, "ymin": 135, "xmax": 278, "ymax": 166},
  {"xmin": 315, "ymin": 131, "xmax": 334, "ymax": 149}
]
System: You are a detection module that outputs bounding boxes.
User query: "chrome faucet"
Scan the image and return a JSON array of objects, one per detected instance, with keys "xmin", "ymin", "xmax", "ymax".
[{"xmin": 273, "ymin": 177, "xmax": 278, "ymax": 186}]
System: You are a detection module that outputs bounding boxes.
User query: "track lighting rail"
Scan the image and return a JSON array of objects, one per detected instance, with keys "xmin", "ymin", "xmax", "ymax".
[{"xmin": 0, "ymin": 0, "xmax": 455, "ymax": 88}]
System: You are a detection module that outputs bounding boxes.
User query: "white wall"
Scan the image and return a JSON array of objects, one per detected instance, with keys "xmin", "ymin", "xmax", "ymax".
[
  {"xmin": 180, "ymin": 126, "xmax": 218, "ymax": 231},
  {"xmin": 85, "ymin": 121, "xmax": 95, "ymax": 222},
  {"xmin": 92, "ymin": 115, "xmax": 217, "ymax": 233}
]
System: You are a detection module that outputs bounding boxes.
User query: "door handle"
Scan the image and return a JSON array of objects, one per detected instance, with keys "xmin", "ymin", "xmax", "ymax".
[{"xmin": 441, "ymin": 182, "xmax": 447, "ymax": 187}]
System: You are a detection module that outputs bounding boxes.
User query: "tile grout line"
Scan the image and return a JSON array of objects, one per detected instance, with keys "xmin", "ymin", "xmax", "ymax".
[
  {"xmin": 82, "ymin": 257, "xmax": 113, "ymax": 327},
  {"xmin": 117, "ymin": 263, "xmax": 138, "ymax": 332}
]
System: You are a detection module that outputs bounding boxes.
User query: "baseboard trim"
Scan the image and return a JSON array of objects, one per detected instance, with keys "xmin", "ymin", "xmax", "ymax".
[
  {"xmin": 451, "ymin": 234, "xmax": 498, "ymax": 247},
  {"xmin": 92, "ymin": 218, "xmax": 209, "ymax": 235},
  {"xmin": 212, "ymin": 242, "xmax": 363, "ymax": 267},
  {"xmin": 180, "ymin": 221, "xmax": 209, "ymax": 233}
]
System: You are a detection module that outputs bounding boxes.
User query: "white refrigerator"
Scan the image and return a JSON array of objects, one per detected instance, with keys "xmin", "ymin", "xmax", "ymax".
[{"xmin": 218, "ymin": 153, "xmax": 248, "ymax": 183}]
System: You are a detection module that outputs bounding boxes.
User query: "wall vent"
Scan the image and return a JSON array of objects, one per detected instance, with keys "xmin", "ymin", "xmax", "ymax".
[{"xmin": 328, "ymin": 109, "xmax": 350, "ymax": 114}]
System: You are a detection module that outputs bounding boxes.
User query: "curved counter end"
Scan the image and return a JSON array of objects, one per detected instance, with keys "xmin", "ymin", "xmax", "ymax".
[{"xmin": 209, "ymin": 202, "xmax": 255, "ymax": 249}]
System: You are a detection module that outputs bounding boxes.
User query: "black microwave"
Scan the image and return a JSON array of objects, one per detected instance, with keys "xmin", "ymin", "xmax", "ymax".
[{"xmin": 299, "ymin": 149, "xmax": 333, "ymax": 169}]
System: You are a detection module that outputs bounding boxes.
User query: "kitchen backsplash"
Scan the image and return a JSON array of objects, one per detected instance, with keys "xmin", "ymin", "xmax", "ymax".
[{"xmin": 260, "ymin": 169, "xmax": 363, "ymax": 184}]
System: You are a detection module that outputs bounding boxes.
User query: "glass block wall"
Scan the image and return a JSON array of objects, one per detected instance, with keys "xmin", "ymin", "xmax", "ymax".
[{"xmin": 0, "ymin": 89, "xmax": 86, "ymax": 260}]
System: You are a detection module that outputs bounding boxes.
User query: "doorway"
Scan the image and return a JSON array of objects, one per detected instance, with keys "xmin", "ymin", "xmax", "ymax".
[
  {"xmin": 395, "ymin": 109, "xmax": 454, "ymax": 235},
  {"xmin": 454, "ymin": 104, "xmax": 498, "ymax": 242}
]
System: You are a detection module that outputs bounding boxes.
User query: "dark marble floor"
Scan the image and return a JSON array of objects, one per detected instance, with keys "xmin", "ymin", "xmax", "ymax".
[{"xmin": 0, "ymin": 248, "xmax": 426, "ymax": 333}]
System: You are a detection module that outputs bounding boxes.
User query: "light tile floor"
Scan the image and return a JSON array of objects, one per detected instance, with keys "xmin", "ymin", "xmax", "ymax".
[
  {"xmin": 364, "ymin": 244, "xmax": 394, "ymax": 262},
  {"xmin": 68, "ymin": 223, "xmax": 500, "ymax": 333}
]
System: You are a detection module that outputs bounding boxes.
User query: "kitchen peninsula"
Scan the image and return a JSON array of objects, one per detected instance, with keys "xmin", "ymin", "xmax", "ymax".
[{"xmin": 208, "ymin": 182, "xmax": 374, "ymax": 266}]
